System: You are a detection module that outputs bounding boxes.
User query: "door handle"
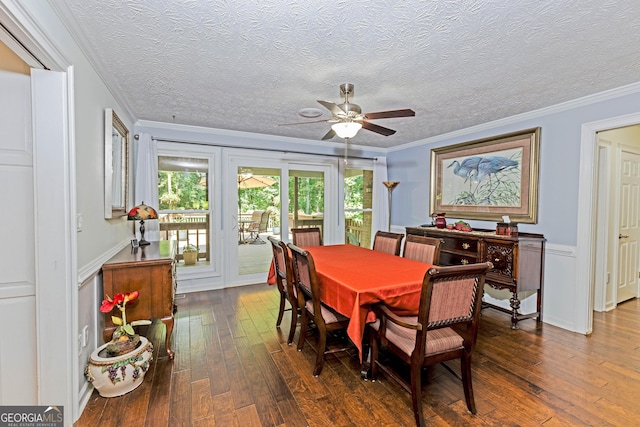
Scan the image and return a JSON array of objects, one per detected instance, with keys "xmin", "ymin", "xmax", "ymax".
[{"xmin": 619, "ymin": 234, "xmax": 629, "ymax": 239}]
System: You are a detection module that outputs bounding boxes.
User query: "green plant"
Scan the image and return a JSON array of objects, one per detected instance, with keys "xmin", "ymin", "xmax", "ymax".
[{"xmin": 183, "ymin": 244, "xmax": 198, "ymax": 253}]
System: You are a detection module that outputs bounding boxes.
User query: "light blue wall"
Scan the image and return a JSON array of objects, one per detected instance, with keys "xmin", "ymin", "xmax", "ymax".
[{"xmin": 387, "ymin": 88, "xmax": 640, "ymax": 247}]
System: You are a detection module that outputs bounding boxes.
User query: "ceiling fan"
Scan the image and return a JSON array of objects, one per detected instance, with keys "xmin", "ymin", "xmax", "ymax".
[{"xmin": 280, "ymin": 83, "xmax": 415, "ymax": 141}]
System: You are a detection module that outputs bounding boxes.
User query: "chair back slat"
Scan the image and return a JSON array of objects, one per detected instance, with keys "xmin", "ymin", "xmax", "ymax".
[
  {"xmin": 372, "ymin": 231, "xmax": 404, "ymax": 256},
  {"xmin": 288, "ymin": 243, "xmax": 325, "ymax": 328},
  {"xmin": 268, "ymin": 236, "xmax": 295, "ymax": 298},
  {"xmin": 402, "ymin": 234, "xmax": 441, "ymax": 264},
  {"xmin": 417, "ymin": 262, "xmax": 492, "ymax": 337},
  {"xmin": 427, "ymin": 276, "xmax": 478, "ymax": 326},
  {"xmin": 294, "ymin": 256, "xmax": 312, "ymax": 295},
  {"xmin": 292, "ymin": 227, "xmax": 323, "ymax": 247}
]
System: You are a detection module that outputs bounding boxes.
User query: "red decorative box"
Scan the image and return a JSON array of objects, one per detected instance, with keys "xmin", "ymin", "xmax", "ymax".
[{"xmin": 496, "ymin": 222, "xmax": 518, "ymax": 237}]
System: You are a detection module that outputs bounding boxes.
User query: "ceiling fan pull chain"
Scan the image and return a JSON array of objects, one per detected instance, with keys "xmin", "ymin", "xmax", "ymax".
[{"xmin": 344, "ymin": 138, "xmax": 349, "ymax": 166}]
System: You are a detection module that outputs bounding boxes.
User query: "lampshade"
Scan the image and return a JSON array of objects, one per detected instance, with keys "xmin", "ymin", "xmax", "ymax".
[
  {"xmin": 382, "ymin": 181, "xmax": 400, "ymax": 191},
  {"xmin": 127, "ymin": 202, "xmax": 158, "ymax": 246},
  {"xmin": 331, "ymin": 121, "xmax": 362, "ymax": 139},
  {"xmin": 127, "ymin": 202, "xmax": 158, "ymax": 220}
]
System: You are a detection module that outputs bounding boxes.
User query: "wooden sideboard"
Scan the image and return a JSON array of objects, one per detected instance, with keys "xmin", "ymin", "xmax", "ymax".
[
  {"xmin": 102, "ymin": 240, "xmax": 177, "ymax": 359},
  {"xmin": 406, "ymin": 226, "xmax": 545, "ymax": 329}
]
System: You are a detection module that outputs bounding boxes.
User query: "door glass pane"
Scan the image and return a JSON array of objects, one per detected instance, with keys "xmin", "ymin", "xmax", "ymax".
[
  {"xmin": 157, "ymin": 156, "xmax": 210, "ymax": 267},
  {"xmin": 237, "ymin": 166, "xmax": 280, "ymax": 276},
  {"xmin": 345, "ymin": 168, "xmax": 373, "ymax": 248},
  {"xmin": 289, "ymin": 169, "xmax": 324, "ymax": 241}
]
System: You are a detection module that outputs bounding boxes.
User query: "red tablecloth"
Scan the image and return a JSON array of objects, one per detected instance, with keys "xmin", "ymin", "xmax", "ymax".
[
  {"xmin": 307, "ymin": 245, "xmax": 431, "ymax": 358},
  {"xmin": 269, "ymin": 244, "xmax": 431, "ymax": 359}
]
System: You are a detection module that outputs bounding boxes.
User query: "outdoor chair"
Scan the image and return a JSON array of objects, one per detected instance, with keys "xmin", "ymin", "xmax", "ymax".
[
  {"xmin": 291, "ymin": 227, "xmax": 323, "ymax": 247},
  {"xmin": 367, "ymin": 262, "xmax": 492, "ymax": 427},
  {"xmin": 288, "ymin": 243, "xmax": 350, "ymax": 376},
  {"xmin": 402, "ymin": 234, "xmax": 442, "ymax": 264},
  {"xmin": 248, "ymin": 210, "xmax": 270, "ymax": 243},
  {"xmin": 372, "ymin": 230, "xmax": 404, "ymax": 256},
  {"xmin": 268, "ymin": 236, "xmax": 299, "ymax": 344}
]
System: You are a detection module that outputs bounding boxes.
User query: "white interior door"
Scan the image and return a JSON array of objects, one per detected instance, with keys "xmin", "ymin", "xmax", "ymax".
[
  {"xmin": 617, "ymin": 150, "xmax": 640, "ymax": 303},
  {"xmin": 0, "ymin": 62, "xmax": 37, "ymax": 405}
]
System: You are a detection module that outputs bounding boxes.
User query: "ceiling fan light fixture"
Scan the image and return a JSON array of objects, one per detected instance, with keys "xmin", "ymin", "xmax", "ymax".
[{"xmin": 331, "ymin": 121, "xmax": 362, "ymax": 139}]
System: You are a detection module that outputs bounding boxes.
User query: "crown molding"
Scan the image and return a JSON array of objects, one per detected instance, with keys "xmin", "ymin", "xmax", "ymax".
[
  {"xmin": 389, "ymin": 81, "xmax": 640, "ymax": 152},
  {"xmin": 135, "ymin": 119, "xmax": 388, "ymax": 154}
]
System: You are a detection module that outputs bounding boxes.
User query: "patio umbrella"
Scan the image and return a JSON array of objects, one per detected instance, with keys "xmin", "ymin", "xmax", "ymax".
[
  {"xmin": 237, "ymin": 175, "xmax": 276, "ymax": 234},
  {"xmin": 238, "ymin": 175, "xmax": 277, "ymax": 190}
]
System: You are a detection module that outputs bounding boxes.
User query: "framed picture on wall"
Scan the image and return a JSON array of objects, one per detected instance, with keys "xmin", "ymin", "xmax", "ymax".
[{"xmin": 430, "ymin": 127, "xmax": 541, "ymax": 223}]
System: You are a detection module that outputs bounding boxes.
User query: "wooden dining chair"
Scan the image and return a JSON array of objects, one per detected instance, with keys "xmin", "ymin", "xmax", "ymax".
[
  {"xmin": 367, "ymin": 261, "xmax": 492, "ymax": 427},
  {"xmin": 402, "ymin": 234, "xmax": 442, "ymax": 264},
  {"xmin": 287, "ymin": 242, "xmax": 350, "ymax": 376},
  {"xmin": 268, "ymin": 236, "xmax": 299, "ymax": 345},
  {"xmin": 372, "ymin": 230, "xmax": 404, "ymax": 256},
  {"xmin": 291, "ymin": 227, "xmax": 323, "ymax": 247}
]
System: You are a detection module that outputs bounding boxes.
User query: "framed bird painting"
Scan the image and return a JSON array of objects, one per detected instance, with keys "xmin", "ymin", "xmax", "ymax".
[{"xmin": 430, "ymin": 127, "xmax": 541, "ymax": 223}]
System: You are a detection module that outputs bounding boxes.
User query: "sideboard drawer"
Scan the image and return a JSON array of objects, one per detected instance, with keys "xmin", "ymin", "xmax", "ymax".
[
  {"xmin": 440, "ymin": 236, "xmax": 478, "ymax": 253},
  {"xmin": 440, "ymin": 251, "xmax": 478, "ymax": 266}
]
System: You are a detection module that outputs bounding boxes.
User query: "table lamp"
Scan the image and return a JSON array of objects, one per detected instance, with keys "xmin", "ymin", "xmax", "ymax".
[{"xmin": 127, "ymin": 202, "xmax": 158, "ymax": 246}]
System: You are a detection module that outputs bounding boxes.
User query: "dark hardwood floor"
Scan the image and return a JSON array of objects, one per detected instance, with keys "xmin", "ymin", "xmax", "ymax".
[{"xmin": 76, "ymin": 284, "xmax": 640, "ymax": 426}]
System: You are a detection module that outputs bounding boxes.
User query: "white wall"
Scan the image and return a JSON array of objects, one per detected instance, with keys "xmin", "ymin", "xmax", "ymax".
[{"xmin": 387, "ymin": 86, "xmax": 640, "ymax": 332}]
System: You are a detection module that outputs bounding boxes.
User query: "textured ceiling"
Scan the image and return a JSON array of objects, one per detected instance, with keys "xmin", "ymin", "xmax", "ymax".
[{"xmin": 54, "ymin": 0, "xmax": 640, "ymax": 148}]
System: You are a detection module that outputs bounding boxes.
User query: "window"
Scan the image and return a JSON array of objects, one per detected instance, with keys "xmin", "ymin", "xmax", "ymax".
[
  {"xmin": 157, "ymin": 156, "xmax": 210, "ymax": 266},
  {"xmin": 344, "ymin": 167, "xmax": 373, "ymax": 247}
]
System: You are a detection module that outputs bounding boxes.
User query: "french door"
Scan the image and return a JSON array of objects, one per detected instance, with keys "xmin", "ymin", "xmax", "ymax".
[
  {"xmin": 156, "ymin": 143, "xmax": 221, "ymax": 289},
  {"xmin": 227, "ymin": 153, "xmax": 336, "ymax": 286}
]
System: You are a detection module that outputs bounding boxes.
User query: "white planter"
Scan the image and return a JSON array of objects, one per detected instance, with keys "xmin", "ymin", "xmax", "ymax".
[
  {"xmin": 85, "ymin": 336, "xmax": 153, "ymax": 398},
  {"xmin": 183, "ymin": 251, "xmax": 198, "ymax": 265}
]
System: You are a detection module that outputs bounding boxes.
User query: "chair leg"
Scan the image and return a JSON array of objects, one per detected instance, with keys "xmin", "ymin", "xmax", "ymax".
[
  {"xmin": 460, "ymin": 352, "xmax": 477, "ymax": 414},
  {"xmin": 410, "ymin": 363, "xmax": 426, "ymax": 427},
  {"xmin": 369, "ymin": 328, "xmax": 379, "ymax": 380},
  {"xmin": 287, "ymin": 305, "xmax": 298, "ymax": 345},
  {"xmin": 297, "ymin": 310, "xmax": 308, "ymax": 351},
  {"xmin": 276, "ymin": 293, "xmax": 286, "ymax": 327},
  {"xmin": 313, "ymin": 329, "xmax": 327, "ymax": 376}
]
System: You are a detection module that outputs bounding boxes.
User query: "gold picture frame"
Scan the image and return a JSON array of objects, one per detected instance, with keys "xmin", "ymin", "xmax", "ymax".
[
  {"xmin": 430, "ymin": 127, "xmax": 540, "ymax": 223},
  {"xmin": 104, "ymin": 108, "xmax": 129, "ymax": 218}
]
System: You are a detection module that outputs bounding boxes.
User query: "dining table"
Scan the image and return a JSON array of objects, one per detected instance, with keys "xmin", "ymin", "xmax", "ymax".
[{"xmin": 268, "ymin": 244, "xmax": 433, "ymax": 360}]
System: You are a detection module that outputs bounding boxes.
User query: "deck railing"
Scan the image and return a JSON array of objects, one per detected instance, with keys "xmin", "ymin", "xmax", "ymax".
[
  {"xmin": 345, "ymin": 217, "xmax": 365, "ymax": 246},
  {"xmin": 159, "ymin": 214, "xmax": 209, "ymax": 262}
]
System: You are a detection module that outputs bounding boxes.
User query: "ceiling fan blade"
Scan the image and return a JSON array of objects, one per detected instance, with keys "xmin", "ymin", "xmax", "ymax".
[
  {"xmin": 321, "ymin": 129, "xmax": 336, "ymax": 140},
  {"xmin": 317, "ymin": 100, "xmax": 346, "ymax": 116},
  {"xmin": 362, "ymin": 121, "xmax": 396, "ymax": 136},
  {"xmin": 363, "ymin": 109, "xmax": 416, "ymax": 120},
  {"xmin": 278, "ymin": 119, "xmax": 330, "ymax": 126}
]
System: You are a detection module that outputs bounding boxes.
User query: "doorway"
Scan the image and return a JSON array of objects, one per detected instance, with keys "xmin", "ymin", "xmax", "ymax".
[
  {"xmin": 227, "ymin": 154, "xmax": 336, "ymax": 286},
  {"xmin": 577, "ymin": 113, "xmax": 640, "ymax": 334},
  {"xmin": 593, "ymin": 126, "xmax": 640, "ymax": 312}
]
